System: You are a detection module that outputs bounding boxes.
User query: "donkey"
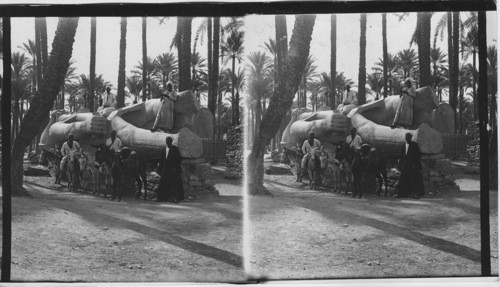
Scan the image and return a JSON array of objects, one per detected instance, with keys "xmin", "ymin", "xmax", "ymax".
[
  {"xmin": 66, "ymin": 151, "xmax": 80, "ymax": 192},
  {"xmin": 282, "ymin": 147, "xmax": 307, "ymax": 182},
  {"xmin": 40, "ymin": 149, "xmax": 62, "ymax": 184}
]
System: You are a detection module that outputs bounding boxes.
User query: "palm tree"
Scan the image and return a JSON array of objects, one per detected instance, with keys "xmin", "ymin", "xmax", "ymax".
[
  {"xmin": 221, "ymin": 28, "xmax": 244, "ymax": 125},
  {"xmin": 299, "ymin": 55, "xmax": 318, "ymax": 108},
  {"xmin": 374, "ymin": 52, "xmax": 397, "ymax": 95},
  {"xmin": 61, "ymin": 59, "xmax": 78, "ymax": 110},
  {"xmin": 11, "ymin": 52, "xmax": 30, "ymax": 142},
  {"xmin": 142, "ymin": 17, "xmax": 147, "ymax": 102},
  {"xmin": 394, "ymin": 48, "xmax": 419, "ymax": 82},
  {"xmin": 67, "ymin": 74, "xmax": 109, "ymax": 112},
  {"xmin": 247, "ymin": 15, "xmax": 316, "ymax": 195},
  {"xmin": 12, "ymin": 17, "xmax": 79, "ymax": 196},
  {"xmin": 20, "ymin": 39, "xmax": 37, "ymax": 94},
  {"xmin": 34, "ymin": 19, "xmax": 43, "ymax": 89},
  {"xmin": 461, "ymin": 22, "xmax": 478, "ymax": 118},
  {"xmin": 191, "ymin": 51, "xmax": 207, "ymax": 88},
  {"xmin": 358, "ymin": 13, "xmax": 367, "ymax": 105},
  {"xmin": 430, "ymin": 47, "xmax": 448, "ymax": 100},
  {"xmin": 247, "ymin": 51, "xmax": 272, "ymax": 138},
  {"xmin": 217, "ymin": 68, "xmax": 232, "ymax": 139},
  {"xmin": 366, "ymin": 72, "xmax": 383, "ymax": 100},
  {"xmin": 330, "ymin": 14, "xmax": 337, "ymax": 108},
  {"xmin": 154, "ymin": 52, "xmax": 177, "ymax": 88},
  {"xmin": 233, "ymin": 67, "xmax": 246, "ymax": 125},
  {"xmin": 89, "ymin": 17, "xmax": 96, "ymax": 111},
  {"xmin": 116, "ymin": 17, "xmax": 127, "ymax": 108},
  {"xmin": 126, "ymin": 74, "xmax": 142, "ymax": 102}
]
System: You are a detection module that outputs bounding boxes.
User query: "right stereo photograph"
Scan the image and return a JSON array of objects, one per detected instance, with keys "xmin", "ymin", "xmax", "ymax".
[{"xmin": 243, "ymin": 11, "xmax": 498, "ymax": 280}]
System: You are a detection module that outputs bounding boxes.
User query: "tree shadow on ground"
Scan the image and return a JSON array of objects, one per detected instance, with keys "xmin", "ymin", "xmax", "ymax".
[
  {"xmin": 19, "ymin": 179, "xmax": 244, "ymax": 269},
  {"xmin": 262, "ymin": 184, "xmax": 483, "ymax": 264}
]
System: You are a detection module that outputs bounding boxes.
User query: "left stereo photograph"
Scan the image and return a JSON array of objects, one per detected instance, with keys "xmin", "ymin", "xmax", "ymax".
[{"xmin": 3, "ymin": 16, "xmax": 245, "ymax": 282}]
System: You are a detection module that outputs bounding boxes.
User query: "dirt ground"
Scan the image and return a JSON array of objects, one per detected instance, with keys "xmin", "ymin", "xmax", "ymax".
[
  {"xmin": 248, "ymin": 156, "xmax": 499, "ymax": 280},
  {"xmin": 0, "ymin": 164, "xmax": 245, "ymax": 282}
]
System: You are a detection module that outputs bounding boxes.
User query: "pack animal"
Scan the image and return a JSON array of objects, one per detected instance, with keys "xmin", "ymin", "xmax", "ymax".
[
  {"xmin": 122, "ymin": 150, "xmax": 148, "ymax": 200},
  {"xmin": 334, "ymin": 142, "xmax": 355, "ymax": 194},
  {"xmin": 95, "ymin": 146, "xmax": 114, "ymax": 197},
  {"xmin": 40, "ymin": 149, "xmax": 62, "ymax": 184},
  {"xmin": 66, "ymin": 151, "xmax": 80, "ymax": 192},
  {"xmin": 79, "ymin": 152, "xmax": 99, "ymax": 194},
  {"xmin": 282, "ymin": 147, "xmax": 307, "ymax": 182},
  {"xmin": 360, "ymin": 144, "xmax": 388, "ymax": 196}
]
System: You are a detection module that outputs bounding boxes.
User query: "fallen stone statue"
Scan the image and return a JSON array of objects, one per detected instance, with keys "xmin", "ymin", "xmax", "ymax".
[
  {"xmin": 40, "ymin": 90, "xmax": 206, "ymax": 159},
  {"xmin": 281, "ymin": 86, "xmax": 453, "ymax": 154}
]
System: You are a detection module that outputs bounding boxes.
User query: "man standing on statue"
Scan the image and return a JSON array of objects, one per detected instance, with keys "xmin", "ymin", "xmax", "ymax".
[
  {"xmin": 396, "ymin": 133, "xmax": 424, "ymax": 198},
  {"xmin": 151, "ymin": 82, "xmax": 178, "ymax": 133},
  {"xmin": 391, "ymin": 78, "xmax": 416, "ymax": 129},
  {"xmin": 157, "ymin": 136, "xmax": 184, "ymax": 203},
  {"xmin": 301, "ymin": 132, "xmax": 322, "ymax": 169}
]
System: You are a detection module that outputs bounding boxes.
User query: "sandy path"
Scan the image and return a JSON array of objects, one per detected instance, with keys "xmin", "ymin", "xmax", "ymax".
[
  {"xmin": 248, "ymin": 157, "xmax": 498, "ymax": 279},
  {"xmin": 0, "ymin": 167, "xmax": 245, "ymax": 282}
]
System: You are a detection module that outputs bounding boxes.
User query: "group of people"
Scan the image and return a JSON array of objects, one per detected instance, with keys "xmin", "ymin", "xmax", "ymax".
[
  {"xmin": 55, "ymin": 129, "xmax": 184, "ymax": 203},
  {"xmin": 298, "ymin": 128, "xmax": 424, "ymax": 199},
  {"xmin": 337, "ymin": 77, "xmax": 417, "ymax": 129}
]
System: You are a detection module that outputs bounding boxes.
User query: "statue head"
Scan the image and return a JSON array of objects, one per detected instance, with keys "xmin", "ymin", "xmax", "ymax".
[
  {"xmin": 166, "ymin": 136, "xmax": 173, "ymax": 147},
  {"xmin": 405, "ymin": 132, "xmax": 413, "ymax": 144}
]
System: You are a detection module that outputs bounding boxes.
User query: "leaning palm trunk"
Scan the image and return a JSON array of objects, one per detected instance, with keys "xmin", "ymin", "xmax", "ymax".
[
  {"xmin": 247, "ymin": 15, "xmax": 316, "ymax": 195},
  {"xmin": 11, "ymin": 18, "xmax": 79, "ymax": 196}
]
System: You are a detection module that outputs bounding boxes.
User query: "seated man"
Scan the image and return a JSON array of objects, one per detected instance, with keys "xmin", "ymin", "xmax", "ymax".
[
  {"xmin": 337, "ymin": 84, "xmax": 358, "ymax": 115},
  {"xmin": 102, "ymin": 86, "xmax": 117, "ymax": 108},
  {"xmin": 301, "ymin": 132, "xmax": 322, "ymax": 169},
  {"xmin": 59, "ymin": 133, "xmax": 82, "ymax": 187}
]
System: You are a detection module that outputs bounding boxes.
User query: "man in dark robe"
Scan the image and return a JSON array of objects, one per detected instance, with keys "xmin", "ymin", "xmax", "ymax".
[
  {"xmin": 157, "ymin": 137, "xmax": 184, "ymax": 203},
  {"xmin": 396, "ymin": 133, "xmax": 424, "ymax": 198}
]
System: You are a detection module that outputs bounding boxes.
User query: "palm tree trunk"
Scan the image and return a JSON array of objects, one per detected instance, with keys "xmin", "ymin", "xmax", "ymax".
[
  {"xmin": 276, "ymin": 15, "xmax": 288, "ymax": 80},
  {"xmin": 357, "ymin": 13, "xmax": 367, "ymax": 105},
  {"xmin": 382, "ymin": 13, "xmax": 388, "ymax": 98},
  {"xmin": 116, "ymin": 17, "xmax": 127, "ymax": 108},
  {"xmin": 209, "ymin": 18, "xmax": 220, "ymax": 123},
  {"xmin": 459, "ymin": 86, "xmax": 464, "ymax": 134},
  {"xmin": 40, "ymin": 18, "xmax": 48, "ymax": 79},
  {"xmin": 89, "ymin": 17, "xmax": 96, "ymax": 111},
  {"xmin": 178, "ymin": 17, "xmax": 193, "ymax": 92},
  {"xmin": 451, "ymin": 11, "xmax": 460, "ymax": 130},
  {"xmin": 216, "ymin": 91, "xmax": 222, "ymax": 140},
  {"xmin": 417, "ymin": 12, "xmax": 432, "ymax": 87},
  {"xmin": 35, "ymin": 19, "xmax": 43, "ymax": 90},
  {"xmin": 231, "ymin": 55, "xmax": 236, "ymax": 125},
  {"xmin": 142, "ymin": 17, "xmax": 147, "ymax": 102},
  {"xmin": 207, "ymin": 17, "xmax": 213, "ymax": 113},
  {"xmin": 330, "ymin": 14, "xmax": 337, "ymax": 108},
  {"xmin": 247, "ymin": 15, "xmax": 316, "ymax": 195},
  {"xmin": 473, "ymin": 51, "xmax": 477, "ymax": 119},
  {"xmin": 11, "ymin": 18, "xmax": 79, "ymax": 196}
]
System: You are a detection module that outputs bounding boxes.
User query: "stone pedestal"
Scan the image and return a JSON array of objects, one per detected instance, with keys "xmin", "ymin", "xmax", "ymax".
[{"xmin": 181, "ymin": 160, "xmax": 220, "ymax": 199}]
